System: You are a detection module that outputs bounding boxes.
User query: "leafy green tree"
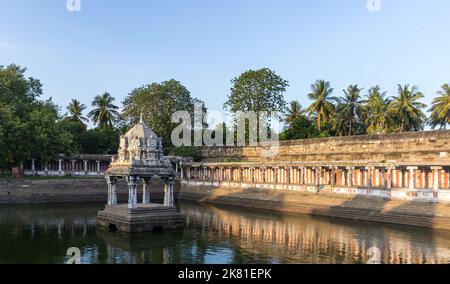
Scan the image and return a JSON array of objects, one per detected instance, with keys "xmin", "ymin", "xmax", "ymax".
[
  {"xmin": 284, "ymin": 100, "xmax": 304, "ymax": 125},
  {"xmin": 59, "ymin": 118, "xmax": 88, "ymax": 153},
  {"xmin": 88, "ymin": 92, "xmax": 119, "ymax": 129},
  {"xmin": 339, "ymin": 85, "xmax": 363, "ymax": 136},
  {"xmin": 122, "ymin": 79, "xmax": 206, "ymax": 148},
  {"xmin": 26, "ymin": 100, "xmax": 74, "ymax": 165},
  {"xmin": 0, "ymin": 105, "xmax": 21, "ymax": 168},
  {"xmin": 80, "ymin": 128, "xmax": 120, "ymax": 154},
  {"xmin": 225, "ymin": 68, "xmax": 288, "ymax": 143},
  {"xmin": 66, "ymin": 99, "xmax": 88, "ymax": 124},
  {"xmin": 225, "ymin": 68, "xmax": 288, "ymax": 113},
  {"xmin": 280, "ymin": 116, "xmax": 319, "ymax": 140},
  {"xmin": 0, "ymin": 65, "xmax": 74, "ymax": 169},
  {"xmin": 429, "ymin": 84, "xmax": 450, "ymax": 130},
  {"xmin": 306, "ymin": 80, "xmax": 337, "ymax": 130},
  {"xmin": 0, "ymin": 64, "xmax": 42, "ymax": 115},
  {"xmin": 388, "ymin": 84, "xmax": 426, "ymax": 132}
]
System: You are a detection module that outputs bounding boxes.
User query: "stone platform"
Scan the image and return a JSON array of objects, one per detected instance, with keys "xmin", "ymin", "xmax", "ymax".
[{"xmin": 97, "ymin": 203, "xmax": 185, "ymax": 233}]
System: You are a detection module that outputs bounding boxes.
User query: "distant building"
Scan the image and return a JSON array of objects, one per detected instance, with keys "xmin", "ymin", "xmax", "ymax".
[{"xmin": 22, "ymin": 154, "xmax": 190, "ymax": 177}]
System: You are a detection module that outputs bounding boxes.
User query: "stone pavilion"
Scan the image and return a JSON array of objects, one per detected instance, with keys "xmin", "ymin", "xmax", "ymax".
[{"xmin": 97, "ymin": 117, "xmax": 185, "ymax": 233}]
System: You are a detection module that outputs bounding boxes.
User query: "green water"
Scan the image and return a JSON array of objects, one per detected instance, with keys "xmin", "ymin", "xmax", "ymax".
[{"xmin": 1, "ymin": 201, "xmax": 450, "ymax": 264}]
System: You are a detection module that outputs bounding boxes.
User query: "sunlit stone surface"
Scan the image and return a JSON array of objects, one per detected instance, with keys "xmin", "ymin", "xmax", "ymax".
[{"xmin": 97, "ymin": 117, "xmax": 184, "ymax": 233}]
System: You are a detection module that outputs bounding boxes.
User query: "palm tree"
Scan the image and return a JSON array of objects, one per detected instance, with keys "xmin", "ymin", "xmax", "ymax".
[
  {"xmin": 429, "ymin": 84, "xmax": 450, "ymax": 130},
  {"xmin": 284, "ymin": 100, "xmax": 304, "ymax": 124},
  {"xmin": 66, "ymin": 99, "xmax": 88, "ymax": 124},
  {"xmin": 88, "ymin": 92, "xmax": 119, "ymax": 129},
  {"xmin": 340, "ymin": 85, "xmax": 363, "ymax": 136},
  {"xmin": 306, "ymin": 80, "xmax": 337, "ymax": 130},
  {"xmin": 388, "ymin": 84, "xmax": 426, "ymax": 132},
  {"xmin": 363, "ymin": 86, "xmax": 390, "ymax": 134},
  {"xmin": 331, "ymin": 103, "xmax": 348, "ymax": 136}
]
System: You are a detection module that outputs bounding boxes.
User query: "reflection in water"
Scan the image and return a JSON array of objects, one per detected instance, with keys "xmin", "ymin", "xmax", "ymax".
[
  {"xmin": 182, "ymin": 203, "xmax": 450, "ymax": 264},
  {"xmin": 0, "ymin": 202, "xmax": 450, "ymax": 264}
]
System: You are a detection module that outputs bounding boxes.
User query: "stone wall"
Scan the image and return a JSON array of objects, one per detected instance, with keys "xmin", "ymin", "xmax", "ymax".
[
  {"xmin": 0, "ymin": 178, "xmax": 179, "ymax": 205},
  {"xmin": 200, "ymin": 130, "xmax": 450, "ymax": 164}
]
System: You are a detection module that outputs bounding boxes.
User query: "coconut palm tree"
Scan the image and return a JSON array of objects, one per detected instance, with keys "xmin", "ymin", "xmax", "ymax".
[
  {"xmin": 284, "ymin": 100, "xmax": 304, "ymax": 125},
  {"xmin": 340, "ymin": 85, "xmax": 363, "ymax": 136},
  {"xmin": 388, "ymin": 84, "xmax": 426, "ymax": 132},
  {"xmin": 363, "ymin": 86, "xmax": 390, "ymax": 134},
  {"xmin": 331, "ymin": 103, "xmax": 348, "ymax": 136},
  {"xmin": 66, "ymin": 99, "xmax": 88, "ymax": 124},
  {"xmin": 88, "ymin": 92, "xmax": 119, "ymax": 129},
  {"xmin": 306, "ymin": 80, "xmax": 337, "ymax": 130},
  {"xmin": 429, "ymin": 84, "xmax": 450, "ymax": 130}
]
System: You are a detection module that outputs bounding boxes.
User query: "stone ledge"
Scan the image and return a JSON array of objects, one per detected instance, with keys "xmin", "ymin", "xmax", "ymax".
[{"xmin": 179, "ymin": 184, "xmax": 450, "ymax": 231}]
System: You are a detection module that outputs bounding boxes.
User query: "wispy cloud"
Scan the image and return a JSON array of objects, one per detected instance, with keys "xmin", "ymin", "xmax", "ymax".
[{"xmin": 0, "ymin": 42, "xmax": 11, "ymax": 48}]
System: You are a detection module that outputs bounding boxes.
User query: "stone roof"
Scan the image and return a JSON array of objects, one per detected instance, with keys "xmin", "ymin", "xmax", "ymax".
[
  {"xmin": 124, "ymin": 116, "xmax": 158, "ymax": 145},
  {"xmin": 107, "ymin": 117, "xmax": 175, "ymax": 179}
]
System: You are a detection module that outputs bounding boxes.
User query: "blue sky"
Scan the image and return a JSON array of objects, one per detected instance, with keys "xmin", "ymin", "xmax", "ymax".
[{"xmin": 1, "ymin": 0, "xmax": 450, "ymax": 126}]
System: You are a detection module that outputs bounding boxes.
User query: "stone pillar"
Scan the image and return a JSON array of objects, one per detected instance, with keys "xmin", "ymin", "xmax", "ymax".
[
  {"xmin": 331, "ymin": 167, "xmax": 336, "ymax": 189},
  {"xmin": 385, "ymin": 167, "xmax": 392, "ymax": 190},
  {"xmin": 106, "ymin": 176, "xmax": 112, "ymax": 205},
  {"xmin": 31, "ymin": 159, "xmax": 36, "ymax": 175},
  {"xmin": 300, "ymin": 167, "xmax": 305, "ymax": 185},
  {"xmin": 58, "ymin": 159, "xmax": 63, "ymax": 174},
  {"xmin": 407, "ymin": 166, "xmax": 418, "ymax": 190},
  {"xmin": 83, "ymin": 160, "xmax": 88, "ymax": 176},
  {"xmin": 111, "ymin": 177, "xmax": 117, "ymax": 205},
  {"xmin": 105, "ymin": 176, "xmax": 118, "ymax": 206},
  {"xmin": 421, "ymin": 169, "xmax": 426, "ymax": 189},
  {"xmin": 381, "ymin": 168, "xmax": 386, "ymax": 187},
  {"xmin": 366, "ymin": 167, "xmax": 373, "ymax": 188},
  {"xmin": 287, "ymin": 167, "xmax": 291, "ymax": 184},
  {"xmin": 126, "ymin": 176, "xmax": 140, "ymax": 209},
  {"xmin": 70, "ymin": 160, "xmax": 76, "ymax": 176},
  {"xmin": 347, "ymin": 167, "xmax": 353, "ymax": 187},
  {"xmin": 142, "ymin": 179, "xmax": 151, "ymax": 204},
  {"xmin": 314, "ymin": 167, "xmax": 320, "ymax": 186},
  {"xmin": 431, "ymin": 166, "xmax": 442, "ymax": 190},
  {"xmin": 180, "ymin": 166, "xmax": 184, "ymax": 180},
  {"xmin": 375, "ymin": 168, "xmax": 379, "ymax": 187},
  {"xmin": 239, "ymin": 167, "xmax": 243, "ymax": 182},
  {"xmin": 164, "ymin": 179, "xmax": 175, "ymax": 207},
  {"xmin": 96, "ymin": 160, "xmax": 101, "ymax": 174}
]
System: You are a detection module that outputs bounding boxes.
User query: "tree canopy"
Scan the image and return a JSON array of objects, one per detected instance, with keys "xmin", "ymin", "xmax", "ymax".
[
  {"xmin": 225, "ymin": 68, "xmax": 288, "ymax": 114},
  {"xmin": 0, "ymin": 65, "xmax": 73, "ymax": 168},
  {"xmin": 121, "ymin": 79, "xmax": 206, "ymax": 147}
]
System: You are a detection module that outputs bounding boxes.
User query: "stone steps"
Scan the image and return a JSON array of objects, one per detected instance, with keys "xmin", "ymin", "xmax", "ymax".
[{"xmin": 178, "ymin": 187, "xmax": 450, "ymax": 231}]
